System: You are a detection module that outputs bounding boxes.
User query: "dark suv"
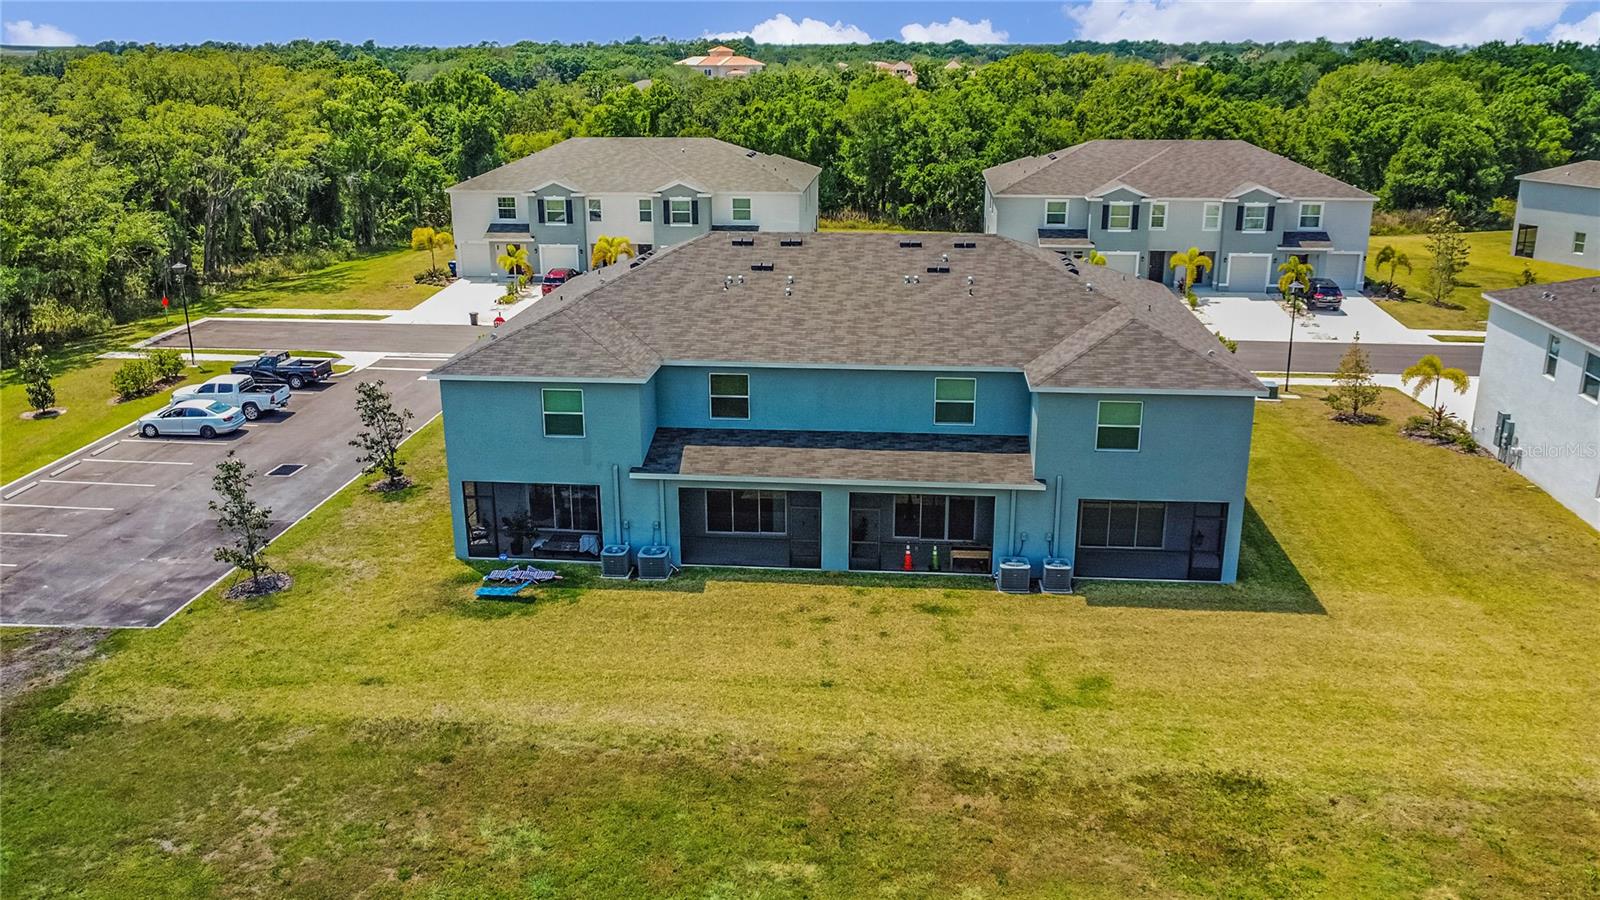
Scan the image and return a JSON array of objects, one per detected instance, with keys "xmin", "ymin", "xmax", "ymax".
[{"xmin": 1305, "ymin": 277, "xmax": 1344, "ymax": 310}]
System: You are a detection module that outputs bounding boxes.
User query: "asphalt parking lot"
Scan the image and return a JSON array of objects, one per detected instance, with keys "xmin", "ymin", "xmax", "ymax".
[
  {"xmin": 1, "ymin": 358, "xmax": 444, "ymax": 628},
  {"xmin": 147, "ymin": 319, "xmax": 487, "ymax": 355}
]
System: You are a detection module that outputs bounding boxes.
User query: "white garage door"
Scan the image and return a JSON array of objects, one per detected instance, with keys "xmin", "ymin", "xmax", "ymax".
[
  {"xmin": 538, "ymin": 244, "xmax": 580, "ymax": 273},
  {"xmin": 1225, "ymin": 254, "xmax": 1270, "ymax": 292},
  {"xmin": 1102, "ymin": 252, "xmax": 1140, "ymax": 275},
  {"xmin": 1323, "ymin": 253, "xmax": 1362, "ymax": 291}
]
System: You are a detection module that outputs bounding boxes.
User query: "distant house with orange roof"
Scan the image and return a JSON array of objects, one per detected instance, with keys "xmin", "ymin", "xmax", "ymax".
[{"xmin": 677, "ymin": 45, "xmax": 765, "ymax": 78}]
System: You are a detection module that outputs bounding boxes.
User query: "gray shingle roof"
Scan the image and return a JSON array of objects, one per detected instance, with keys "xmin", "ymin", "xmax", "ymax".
[
  {"xmin": 984, "ymin": 140, "xmax": 1373, "ymax": 200},
  {"xmin": 1516, "ymin": 159, "xmax": 1600, "ymax": 190},
  {"xmin": 636, "ymin": 428, "xmax": 1040, "ymax": 488},
  {"xmin": 1486, "ymin": 277, "xmax": 1600, "ymax": 346},
  {"xmin": 432, "ymin": 232, "xmax": 1264, "ymax": 395},
  {"xmin": 449, "ymin": 138, "xmax": 820, "ymax": 194}
]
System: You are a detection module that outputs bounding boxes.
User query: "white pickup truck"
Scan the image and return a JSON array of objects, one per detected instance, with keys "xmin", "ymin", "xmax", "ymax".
[{"xmin": 172, "ymin": 374, "xmax": 290, "ymax": 420}]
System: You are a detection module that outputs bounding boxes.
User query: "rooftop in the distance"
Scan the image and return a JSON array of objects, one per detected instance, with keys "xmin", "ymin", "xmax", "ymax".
[
  {"xmin": 431, "ymin": 231, "xmax": 1264, "ymax": 395},
  {"xmin": 448, "ymin": 137, "xmax": 816, "ymax": 195},
  {"xmin": 1515, "ymin": 159, "xmax": 1600, "ymax": 190},
  {"xmin": 1486, "ymin": 276, "xmax": 1600, "ymax": 346}
]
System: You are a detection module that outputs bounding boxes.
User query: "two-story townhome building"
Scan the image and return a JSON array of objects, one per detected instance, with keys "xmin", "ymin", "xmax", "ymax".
[
  {"xmin": 983, "ymin": 140, "xmax": 1375, "ymax": 293},
  {"xmin": 430, "ymin": 232, "xmax": 1267, "ymax": 583},
  {"xmin": 1510, "ymin": 160, "xmax": 1599, "ymax": 269},
  {"xmin": 1471, "ymin": 277, "xmax": 1600, "ymax": 530},
  {"xmin": 447, "ymin": 138, "xmax": 820, "ymax": 279}
]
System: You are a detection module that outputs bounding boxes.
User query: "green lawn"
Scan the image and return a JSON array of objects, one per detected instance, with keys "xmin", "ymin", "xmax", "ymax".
[
  {"xmin": 218, "ymin": 246, "xmax": 453, "ymax": 311},
  {"xmin": 4, "ymin": 390, "xmax": 1598, "ymax": 896},
  {"xmin": 1365, "ymin": 230, "xmax": 1599, "ymax": 331}
]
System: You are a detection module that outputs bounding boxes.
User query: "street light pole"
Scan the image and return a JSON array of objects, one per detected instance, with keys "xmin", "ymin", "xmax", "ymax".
[{"xmin": 171, "ymin": 261, "xmax": 195, "ymax": 366}]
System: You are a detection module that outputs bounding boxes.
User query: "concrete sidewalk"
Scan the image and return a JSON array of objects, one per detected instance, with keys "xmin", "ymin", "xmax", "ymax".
[{"xmin": 382, "ymin": 278, "xmax": 538, "ymax": 325}]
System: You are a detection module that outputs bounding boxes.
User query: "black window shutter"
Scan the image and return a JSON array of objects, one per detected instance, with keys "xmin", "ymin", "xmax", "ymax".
[
  {"xmin": 537, "ymin": 200, "xmax": 546, "ymax": 224},
  {"xmin": 1130, "ymin": 206, "xmax": 1141, "ymax": 230},
  {"xmin": 565, "ymin": 199, "xmax": 574, "ymax": 224},
  {"xmin": 1235, "ymin": 206, "xmax": 1245, "ymax": 230},
  {"xmin": 663, "ymin": 199, "xmax": 670, "ymax": 221},
  {"xmin": 1100, "ymin": 204, "xmax": 1109, "ymax": 229},
  {"xmin": 1265, "ymin": 206, "xmax": 1275, "ymax": 231},
  {"xmin": 691, "ymin": 199, "xmax": 700, "ymax": 225}
]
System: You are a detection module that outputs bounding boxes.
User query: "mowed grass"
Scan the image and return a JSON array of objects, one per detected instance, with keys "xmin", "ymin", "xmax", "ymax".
[
  {"xmin": 0, "ymin": 358, "xmax": 232, "ymax": 483},
  {"xmin": 219, "ymin": 246, "xmax": 454, "ymax": 311},
  {"xmin": 1365, "ymin": 230, "xmax": 1599, "ymax": 331},
  {"xmin": 4, "ymin": 390, "xmax": 1599, "ymax": 896}
]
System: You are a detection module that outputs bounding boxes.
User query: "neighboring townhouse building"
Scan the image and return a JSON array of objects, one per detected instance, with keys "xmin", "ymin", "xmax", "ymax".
[
  {"xmin": 676, "ymin": 45, "xmax": 764, "ymax": 78},
  {"xmin": 1471, "ymin": 277, "xmax": 1600, "ymax": 530},
  {"xmin": 1510, "ymin": 160, "xmax": 1599, "ymax": 269},
  {"xmin": 983, "ymin": 140, "xmax": 1375, "ymax": 293},
  {"xmin": 447, "ymin": 138, "xmax": 820, "ymax": 279},
  {"xmin": 430, "ymin": 232, "xmax": 1266, "ymax": 583}
]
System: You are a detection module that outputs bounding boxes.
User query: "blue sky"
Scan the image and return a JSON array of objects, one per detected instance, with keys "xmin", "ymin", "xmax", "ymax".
[{"xmin": 4, "ymin": 1, "xmax": 1597, "ymax": 49}]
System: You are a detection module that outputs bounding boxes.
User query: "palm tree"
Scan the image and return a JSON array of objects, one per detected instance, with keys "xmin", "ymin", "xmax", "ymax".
[
  {"xmin": 1169, "ymin": 246, "xmax": 1213, "ymax": 309},
  {"xmin": 589, "ymin": 235, "xmax": 636, "ymax": 268},
  {"xmin": 1373, "ymin": 244, "xmax": 1411, "ymax": 296},
  {"xmin": 496, "ymin": 243, "xmax": 531, "ymax": 292},
  {"xmin": 1277, "ymin": 257, "xmax": 1314, "ymax": 304},
  {"xmin": 1401, "ymin": 354, "xmax": 1470, "ymax": 427},
  {"xmin": 411, "ymin": 227, "xmax": 454, "ymax": 274},
  {"xmin": 1085, "ymin": 250, "xmax": 1108, "ymax": 266}
]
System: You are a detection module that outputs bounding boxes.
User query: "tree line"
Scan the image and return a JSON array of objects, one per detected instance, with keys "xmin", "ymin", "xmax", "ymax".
[{"xmin": 3, "ymin": 37, "xmax": 1596, "ymax": 359}]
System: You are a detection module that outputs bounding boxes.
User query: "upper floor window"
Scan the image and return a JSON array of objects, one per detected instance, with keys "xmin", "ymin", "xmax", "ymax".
[
  {"xmin": 1148, "ymin": 202, "xmax": 1167, "ymax": 229},
  {"xmin": 638, "ymin": 199, "xmax": 653, "ymax": 222},
  {"xmin": 731, "ymin": 198, "xmax": 752, "ymax": 222},
  {"xmin": 705, "ymin": 489, "xmax": 786, "ymax": 534},
  {"xmin": 1045, "ymin": 200, "xmax": 1069, "ymax": 226},
  {"xmin": 543, "ymin": 197, "xmax": 568, "ymax": 225},
  {"xmin": 1544, "ymin": 334, "xmax": 1562, "ymax": 378},
  {"xmin": 934, "ymin": 377, "xmax": 976, "ymax": 425},
  {"xmin": 588, "ymin": 198, "xmax": 602, "ymax": 221},
  {"xmin": 669, "ymin": 197, "xmax": 694, "ymax": 225},
  {"xmin": 709, "ymin": 372, "xmax": 749, "ymax": 419},
  {"xmin": 497, "ymin": 197, "xmax": 517, "ymax": 220},
  {"xmin": 1583, "ymin": 352, "xmax": 1600, "ymax": 401},
  {"xmin": 1241, "ymin": 204, "xmax": 1269, "ymax": 232},
  {"xmin": 1576, "ymin": 232, "xmax": 1588, "ymax": 255},
  {"xmin": 893, "ymin": 494, "xmax": 977, "ymax": 541},
  {"xmin": 541, "ymin": 388, "xmax": 584, "ymax": 437},
  {"xmin": 1298, "ymin": 203, "xmax": 1323, "ymax": 229},
  {"xmin": 1202, "ymin": 202, "xmax": 1222, "ymax": 231},
  {"xmin": 1095, "ymin": 400, "xmax": 1142, "ymax": 451},
  {"xmin": 1106, "ymin": 202, "xmax": 1134, "ymax": 231}
]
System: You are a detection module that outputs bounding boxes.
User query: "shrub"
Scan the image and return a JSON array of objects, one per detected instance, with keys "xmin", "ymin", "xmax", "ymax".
[
  {"xmin": 1401, "ymin": 412, "xmax": 1479, "ymax": 453},
  {"xmin": 28, "ymin": 298, "xmax": 115, "ymax": 349},
  {"xmin": 18, "ymin": 345, "xmax": 55, "ymax": 412},
  {"xmin": 111, "ymin": 357, "xmax": 157, "ymax": 400},
  {"xmin": 1215, "ymin": 332, "xmax": 1238, "ymax": 353},
  {"xmin": 146, "ymin": 347, "xmax": 184, "ymax": 381}
]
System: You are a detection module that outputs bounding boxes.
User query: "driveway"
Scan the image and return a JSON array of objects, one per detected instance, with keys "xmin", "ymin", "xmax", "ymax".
[
  {"xmin": 1196, "ymin": 292, "xmax": 1467, "ymax": 345},
  {"xmin": 0, "ymin": 359, "xmax": 442, "ymax": 628},
  {"xmin": 145, "ymin": 319, "xmax": 487, "ymax": 355}
]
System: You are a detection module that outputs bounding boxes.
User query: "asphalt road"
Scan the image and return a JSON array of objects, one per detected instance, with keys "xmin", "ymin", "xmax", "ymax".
[
  {"xmin": 1233, "ymin": 340, "xmax": 1482, "ymax": 375},
  {"xmin": 0, "ymin": 359, "xmax": 443, "ymax": 627},
  {"xmin": 150, "ymin": 319, "xmax": 488, "ymax": 354}
]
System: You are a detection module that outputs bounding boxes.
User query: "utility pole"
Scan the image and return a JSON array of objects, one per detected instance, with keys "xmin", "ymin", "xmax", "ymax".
[
  {"xmin": 171, "ymin": 261, "xmax": 195, "ymax": 366},
  {"xmin": 1284, "ymin": 279, "xmax": 1304, "ymax": 394}
]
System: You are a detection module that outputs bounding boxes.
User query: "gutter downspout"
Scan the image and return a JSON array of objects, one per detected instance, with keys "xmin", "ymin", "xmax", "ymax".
[
  {"xmin": 657, "ymin": 480, "xmax": 667, "ymax": 548},
  {"xmin": 1050, "ymin": 475, "xmax": 1064, "ymax": 557},
  {"xmin": 611, "ymin": 464, "xmax": 623, "ymax": 545},
  {"xmin": 1007, "ymin": 489, "xmax": 1017, "ymax": 556}
]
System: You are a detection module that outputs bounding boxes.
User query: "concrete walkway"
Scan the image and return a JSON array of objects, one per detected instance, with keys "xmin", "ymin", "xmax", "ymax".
[{"xmin": 381, "ymin": 278, "xmax": 538, "ymax": 325}]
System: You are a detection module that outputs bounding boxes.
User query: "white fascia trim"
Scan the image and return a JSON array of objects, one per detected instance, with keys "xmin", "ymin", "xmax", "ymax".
[
  {"xmin": 651, "ymin": 179, "xmax": 712, "ymax": 195},
  {"xmin": 428, "ymin": 373, "xmax": 653, "ymax": 384},
  {"xmin": 528, "ymin": 179, "xmax": 584, "ymax": 195},
  {"xmin": 1226, "ymin": 183, "xmax": 1286, "ymax": 199},
  {"xmin": 1030, "ymin": 386, "xmax": 1265, "ymax": 397},
  {"xmin": 1483, "ymin": 296, "xmax": 1600, "ymax": 352},
  {"xmin": 1086, "ymin": 181, "xmax": 1148, "ymax": 199},
  {"xmin": 661, "ymin": 359, "xmax": 1022, "ymax": 374},
  {"xmin": 629, "ymin": 471, "xmax": 1048, "ymax": 492}
]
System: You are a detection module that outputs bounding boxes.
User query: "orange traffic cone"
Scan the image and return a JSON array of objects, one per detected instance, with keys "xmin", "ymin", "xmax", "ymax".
[{"xmin": 903, "ymin": 544, "xmax": 913, "ymax": 571}]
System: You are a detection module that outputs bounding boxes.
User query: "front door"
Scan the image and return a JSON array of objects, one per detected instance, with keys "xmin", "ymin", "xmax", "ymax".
[
  {"xmin": 1187, "ymin": 504, "xmax": 1226, "ymax": 581},
  {"xmin": 849, "ymin": 508, "xmax": 880, "ymax": 570},
  {"xmin": 1148, "ymin": 250, "xmax": 1168, "ymax": 283}
]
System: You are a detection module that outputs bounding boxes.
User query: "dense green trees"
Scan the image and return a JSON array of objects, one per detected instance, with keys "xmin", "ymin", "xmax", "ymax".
[{"xmin": 3, "ymin": 37, "xmax": 1596, "ymax": 359}]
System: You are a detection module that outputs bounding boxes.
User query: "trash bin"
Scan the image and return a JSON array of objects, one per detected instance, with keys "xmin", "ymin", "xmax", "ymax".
[
  {"xmin": 448, "ymin": 260, "xmax": 458, "ymax": 277},
  {"xmin": 469, "ymin": 311, "xmax": 479, "ymax": 326}
]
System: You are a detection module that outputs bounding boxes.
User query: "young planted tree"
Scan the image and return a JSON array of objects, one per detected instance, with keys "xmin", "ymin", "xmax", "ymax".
[
  {"xmin": 496, "ymin": 243, "xmax": 532, "ymax": 297},
  {"xmin": 349, "ymin": 380, "xmax": 415, "ymax": 491},
  {"xmin": 1422, "ymin": 214, "xmax": 1470, "ymax": 307},
  {"xmin": 1373, "ymin": 244, "xmax": 1412, "ymax": 295},
  {"xmin": 1323, "ymin": 332, "xmax": 1382, "ymax": 422},
  {"xmin": 1402, "ymin": 353, "xmax": 1470, "ymax": 428},
  {"xmin": 1085, "ymin": 250, "xmax": 1108, "ymax": 266},
  {"xmin": 1169, "ymin": 246, "xmax": 1213, "ymax": 308},
  {"xmin": 210, "ymin": 452, "xmax": 277, "ymax": 594},
  {"xmin": 18, "ymin": 345, "xmax": 55, "ymax": 414},
  {"xmin": 411, "ymin": 226, "xmax": 454, "ymax": 274}
]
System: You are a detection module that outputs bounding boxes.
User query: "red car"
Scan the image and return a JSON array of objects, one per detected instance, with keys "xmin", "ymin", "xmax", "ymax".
[{"xmin": 540, "ymin": 267, "xmax": 578, "ymax": 295}]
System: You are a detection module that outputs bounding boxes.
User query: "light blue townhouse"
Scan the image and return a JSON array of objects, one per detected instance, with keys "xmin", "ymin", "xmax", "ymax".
[
  {"xmin": 983, "ymin": 139, "xmax": 1374, "ymax": 293},
  {"xmin": 430, "ymin": 232, "xmax": 1267, "ymax": 583}
]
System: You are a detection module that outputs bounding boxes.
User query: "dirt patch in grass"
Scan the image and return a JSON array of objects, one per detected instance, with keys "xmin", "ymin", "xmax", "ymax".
[{"xmin": 0, "ymin": 628, "xmax": 111, "ymax": 706}]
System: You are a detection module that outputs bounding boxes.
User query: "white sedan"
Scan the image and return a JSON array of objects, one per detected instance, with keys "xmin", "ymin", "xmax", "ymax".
[{"xmin": 137, "ymin": 399, "xmax": 246, "ymax": 439}]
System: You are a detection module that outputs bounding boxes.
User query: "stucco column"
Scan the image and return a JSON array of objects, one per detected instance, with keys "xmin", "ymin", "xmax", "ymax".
[{"xmin": 819, "ymin": 485, "xmax": 851, "ymax": 572}]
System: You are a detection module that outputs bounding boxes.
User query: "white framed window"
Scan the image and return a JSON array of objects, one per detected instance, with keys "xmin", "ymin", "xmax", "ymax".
[
  {"xmin": 1544, "ymin": 334, "xmax": 1562, "ymax": 378},
  {"xmin": 708, "ymin": 372, "xmax": 749, "ymax": 419},
  {"xmin": 1202, "ymin": 202, "xmax": 1222, "ymax": 231},
  {"xmin": 541, "ymin": 388, "xmax": 584, "ymax": 437},
  {"xmin": 1582, "ymin": 352, "xmax": 1600, "ymax": 401},
  {"xmin": 669, "ymin": 197, "xmax": 693, "ymax": 225},
  {"xmin": 1045, "ymin": 200, "xmax": 1069, "ymax": 226},
  {"xmin": 587, "ymin": 198, "xmax": 602, "ymax": 221},
  {"xmin": 1576, "ymin": 232, "xmax": 1588, "ymax": 255},
  {"xmin": 1095, "ymin": 400, "xmax": 1142, "ymax": 451},
  {"xmin": 705, "ymin": 489, "xmax": 786, "ymax": 534},
  {"xmin": 1242, "ymin": 204, "xmax": 1268, "ymax": 232},
  {"xmin": 1078, "ymin": 500, "xmax": 1166, "ymax": 549},
  {"xmin": 543, "ymin": 197, "xmax": 567, "ymax": 224},
  {"xmin": 934, "ymin": 377, "xmax": 976, "ymax": 425},
  {"xmin": 731, "ymin": 198, "xmax": 752, "ymax": 222},
  {"xmin": 1106, "ymin": 202, "xmax": 1134, "ymax": 231},
  {"xmin": 638, "ymin": 198, "xmax": 653, "ymax": 222},
  {"xmin": 497, "ymin": 197, "xmax": 517, "ymax": 220},
  {"xmin": 1298, "ymin": 202, "xmax": 1323, "ymax": 229},
  {"xmin": 1149, "ymin": 202, "xmax": 1167, "ymax": 230}
]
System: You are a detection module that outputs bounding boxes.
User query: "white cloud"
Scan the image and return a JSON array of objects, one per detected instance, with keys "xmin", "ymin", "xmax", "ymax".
[
  {"xmin": 1546, "ymin": 10, "xmax": 1599, "ymax": 43},
  {"xmin": 3, "ymin": 19, "xmax": 78, "ymax": 47},
  {"xmin": 709, "ymin": 13, "xmax": 872, "ymax": 45},
  {"xmin": 900, "ymin": 16, "xmax": 1010, "ymax": 43},
  {"xmin": 1064, "ymin": 0, "xmax": 1567, "ymax": 46}
]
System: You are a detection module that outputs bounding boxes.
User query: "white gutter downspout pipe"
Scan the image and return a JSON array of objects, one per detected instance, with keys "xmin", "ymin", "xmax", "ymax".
[{"xmin": 1050, "ymin": 475, "xmax": 1064, "ymax": 556}]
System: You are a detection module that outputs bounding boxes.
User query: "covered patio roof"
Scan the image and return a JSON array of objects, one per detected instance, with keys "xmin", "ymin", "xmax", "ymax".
[
  {"xmin": 1037, "ymin": 227, "xmax": 1093, "ymax": 249},
  {"xmin": 631, "ymin": 428, "xmax": 1043, "ymax": 490}
]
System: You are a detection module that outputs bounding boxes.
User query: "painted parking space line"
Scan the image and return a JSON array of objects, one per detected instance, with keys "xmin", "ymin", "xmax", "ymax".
[
  {"xmin": 2, "ymin": 483, "xmax": 37, "ymax": 500},
  {"xmin": 50, "ymin": 460, "xmax": 82, "ymax": 477},
  {"xmin": 90, "ymin": 441, "xmax": 122, "ymax": 456},
  {"xmin": 0, "ymin": 563, "xmax": 16, "ymax": 568},
  {"xmin": 0, "ymin": 531, "xmax": 69, "ymax": 538},
  {"xmin": 91, "ymin": 458, "xmax": 195, "ymax": 466},
  {"xmin": 365, "ymin": 366, "xmax": 434, "ymax": 372},
  {"xmin": 1, "ymin": 502, "xmax": 115, "ymax": 512},
  {"xmin": 120, "ymin": 438, "xmax": 235, "ymax": 447},
  {"xmin": 45, "ymin": 479, "xmax": 158, "ymax": 489}
]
